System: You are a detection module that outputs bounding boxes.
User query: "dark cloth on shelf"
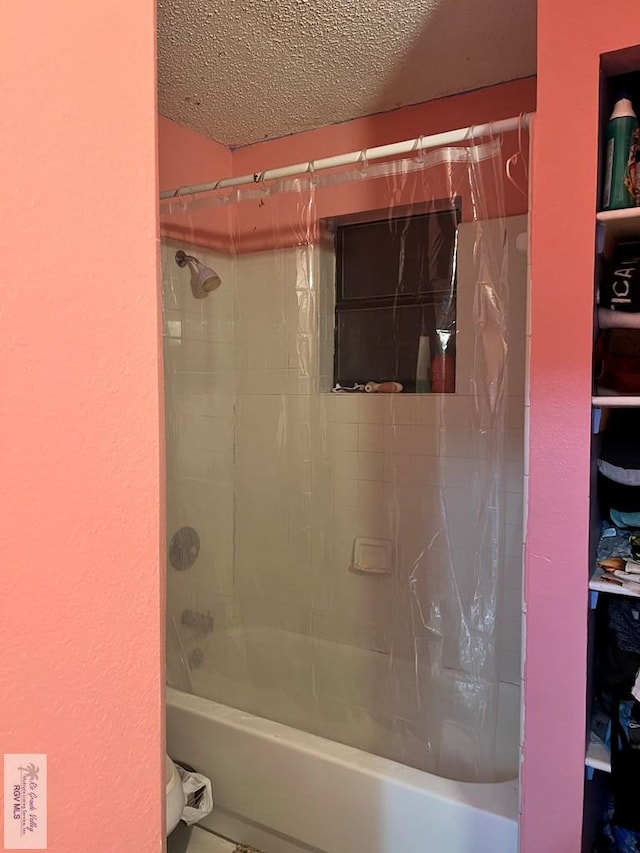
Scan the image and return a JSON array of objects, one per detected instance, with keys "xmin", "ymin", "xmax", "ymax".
[
  {"xmin": 595, "ymin": 329, "xmax": 640, "ymax": 394},
  {"xmin": 599, "ymin": 410, "xmax": 640, "ymax": 516},
  {"xmin": 599, "ymin": 242, "xmax": 640, "ymax": 313},
  {"xmin": 609, "ymin": 599, "xmax": 640, "ymax": 657}
]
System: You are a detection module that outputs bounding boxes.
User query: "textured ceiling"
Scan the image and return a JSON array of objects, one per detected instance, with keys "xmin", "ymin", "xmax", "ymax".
[{"xmin": 157, "ymin": 0, "xmax": 536, "ymax": 148}]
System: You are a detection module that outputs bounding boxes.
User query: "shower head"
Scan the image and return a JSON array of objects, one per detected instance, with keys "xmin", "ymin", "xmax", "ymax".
[{"xmin": 175, "ymin": 250, "xmax": 222, "ymax": 299}]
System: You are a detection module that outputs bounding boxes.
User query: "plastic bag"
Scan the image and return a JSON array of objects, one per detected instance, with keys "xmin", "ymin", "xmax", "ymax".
[{"xmin": 175, "ymin": 763, "xmax": 214, "ymax": 825}]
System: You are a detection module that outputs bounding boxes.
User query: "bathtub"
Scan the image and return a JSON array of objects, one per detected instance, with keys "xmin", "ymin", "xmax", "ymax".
[{"xmin": 166, "ymin": 686, "xmax": 519, "ymax": 853}]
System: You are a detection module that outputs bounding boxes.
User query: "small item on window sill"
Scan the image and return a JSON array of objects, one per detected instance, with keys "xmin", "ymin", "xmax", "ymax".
[
  {"xmin": 331, "ymin": 382, "xmax": 367, "ymax": 393},
  {"xmin": 331, "ymin": 381, "xmax": 403, "ymax": 393},
  {"xmin": 365, "ymin": 381, "xmax": 403, "ymax": 393}
]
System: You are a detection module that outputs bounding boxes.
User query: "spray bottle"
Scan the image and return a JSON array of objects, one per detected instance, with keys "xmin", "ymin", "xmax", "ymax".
[{"xmin": 602, "ymin": 94, "xmax": 639, "ymax": 211}]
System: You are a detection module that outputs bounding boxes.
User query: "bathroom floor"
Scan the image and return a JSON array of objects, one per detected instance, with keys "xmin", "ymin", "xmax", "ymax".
[{"xmin": 183, "ymin": 827, "xmax": 264, "ymax": 853}]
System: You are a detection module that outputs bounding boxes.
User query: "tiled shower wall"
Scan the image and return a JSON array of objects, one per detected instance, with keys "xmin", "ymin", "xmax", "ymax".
[{"xmin": 163, "ymin": 215, "xmax": 526, "ymax": 750}]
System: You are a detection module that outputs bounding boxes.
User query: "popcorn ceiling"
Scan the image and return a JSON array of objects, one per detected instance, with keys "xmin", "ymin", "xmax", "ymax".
[{"xmin": 157, "ymin": 0, "xmax": 535, "ymax": 147}]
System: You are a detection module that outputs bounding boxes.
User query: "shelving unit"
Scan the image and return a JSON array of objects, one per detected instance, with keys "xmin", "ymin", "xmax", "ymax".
[
  {"xmin": 597, "ymin": 208, "xmax": 640, "ymax": 256},
  {"xmin": 585, "ymin": 82, "xmax": 640, "ymax": 800},
  {"xmin": 589, "ymin": 565, "xmax": 640, "ymax": 599},
  {"xmin": 592, "ymin": 395, "xmax": 640, "ymax": 407},
  {"xmin": 581, "ymin": 57, "xmax": 640, "ymax": 852},
  {"xmin": 586, "ymin": 731, "xmax": 611, "ymax": 775},
  {"xmin": 589, "ymin": 564, "xmax": 640, "ymax": 610}
]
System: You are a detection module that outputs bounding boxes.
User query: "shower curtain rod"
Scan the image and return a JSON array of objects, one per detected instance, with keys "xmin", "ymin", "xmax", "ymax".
[{"xmin": 159, "ymin": 113, "xmax": 533, "ymax": 201}]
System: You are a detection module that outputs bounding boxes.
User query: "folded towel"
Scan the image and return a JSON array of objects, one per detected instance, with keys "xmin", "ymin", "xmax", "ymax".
[{"xmin": 599, "ymin": 307, "xmax": 640, "ymax": 329}]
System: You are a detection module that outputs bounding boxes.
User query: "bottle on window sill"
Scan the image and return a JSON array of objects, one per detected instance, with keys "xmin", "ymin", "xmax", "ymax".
[
  {"xmin": 431, "ymin": 329, "xmax": 455, "ymax": 393},
  {"xmin": 431, "ymin": 354, "xmax": 455, "ymax": 393}
]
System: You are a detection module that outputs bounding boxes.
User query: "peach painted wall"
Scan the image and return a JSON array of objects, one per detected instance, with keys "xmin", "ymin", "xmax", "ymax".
[
  {"xmin": 0, "ymin": 3, "xmax": 163, "ymax": 852},
  {"xmin": 159, "ymin": 116, "xmax": 233, "ymax": 249},
  {"xmin": 158, "ymin": 115, "xmax": 232, "ymax": 193},
  {"xmin": 158, "ymin": 78, "xmax": 536, "ymax": 254},
  {"xmin": 525, "ymin": 4, "xmax": 640, "ymax": 851},
  {"xmin": 233, "ymin": 78, "xmax": 535, "ymax": 218}
]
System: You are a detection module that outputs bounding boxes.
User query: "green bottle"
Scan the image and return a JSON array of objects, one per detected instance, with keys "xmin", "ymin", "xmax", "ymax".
[{"xmin": 602, "ymin": 94, "xmax": 639, "ymax": 211}]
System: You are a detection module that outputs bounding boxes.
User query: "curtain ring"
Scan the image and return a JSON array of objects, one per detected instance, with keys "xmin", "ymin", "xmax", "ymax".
[
  {"xmin": 305, "ymin": 159, "xmax": 317, "ymax": 189},
  {"xmin": 504, "ymin": 113, "xmax": 528, "ymax": 198},
  {"xmin": 505, "ymin": 153, "xmax": 528, "ymax": 199},
  {"xmin": 359, "ymin": 148, "xmax": 369, "ymax": 176}
]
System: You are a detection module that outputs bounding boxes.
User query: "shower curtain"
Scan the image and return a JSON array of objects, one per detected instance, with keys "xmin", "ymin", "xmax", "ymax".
[{"xmin": 160, "ymin": 136, "xmax": 521, "ymax": 783}]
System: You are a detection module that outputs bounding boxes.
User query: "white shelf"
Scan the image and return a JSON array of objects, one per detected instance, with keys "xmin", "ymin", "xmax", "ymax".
[
  {"xmin": 586, "ymin": 731, "xmax": 611, "ymax": 774},
  {"xmin": 597, "ymin": 207, "xmax": 640, "ymax": 256},
  {"xmin": 592, "ymin": 395, "xmax": 640, "ymax": 407},
  {"xmin": 589, "ymin": 565, "xmax": 640, "ymax": 598}
]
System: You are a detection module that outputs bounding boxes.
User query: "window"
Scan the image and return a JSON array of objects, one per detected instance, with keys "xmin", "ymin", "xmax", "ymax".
[{"xmin": 332, "ymin": 203, "xmax": 459, "ymax": 393}]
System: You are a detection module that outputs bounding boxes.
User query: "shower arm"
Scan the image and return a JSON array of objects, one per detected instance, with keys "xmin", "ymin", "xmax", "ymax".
[{"xmin": 175, "ymin": 250, "xmax": 198, "ymax": 268}]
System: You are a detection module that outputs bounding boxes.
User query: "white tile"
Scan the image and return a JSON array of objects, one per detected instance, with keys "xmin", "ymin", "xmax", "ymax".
[
  {"xmin": 502, "ymin": 586, "xmax": 523, "ymax": 622},
  {"xmin": 333, "ymin": 395, "xmax": 359, "ymax": 423},
  {"xmin": 263, "ymin": 368, "xmax": 289, "ymax": 394},
  {"xmin": 506, "ymin": 395, "xmax": 525, "ymax": 430},
  {"xmin": 506, "ymin": 460, "xmax": 525, "ymax": 494},
  {"xmin": 388, "ymin": 424, "xmax": 435, "ymax": 456},
  {"xmin": 358, "ymin": 422, "xmax": 385, "ymax": 453},
  {"xmin": 506, "ymin": 428, "xmax": 524, "ymax": 463},
  {"xmin": 335, "ymin": 478, "xmax": 358, "ymax": 507},
  {"xmin": 504, "ymin": 557, "xmax": 524, "ymax": 592},
  {"xmin": 334, "ymin": 422, "xmax": 358, "ymax": 452},
  {"xmin": 237, "ymin": 369, "xmax": 266, "ymax": 395},
  {"xmin": 358, "ymin": 451, "xmax": 385, "ymax": 482},
  {"xmin": 505, "ymin": 522, "xmax": 524, "ymax": 559},
  {"xmin": 334, "ymin": 450, "xmax": 358, "ymax": 479},
  {"xmin": 502, "ymin": 614, "xmax": 523, "ymax": 652},
  {"xmin": 177, "ymin": 448, "xmax": 233, "ymax": 483},
  {"xmin": 506, "ymin": 492, "xmax": 524, "ymax": 529},
  {"xmin": 387, "ymin": 395, "xmax": 415, "ymax": 425},
  {"xmin": 287, "ymin": 371, "xmax": 316, "ymax": 396},
  {"xmin": 357, "ymin": 480, "xmax": 386, "ymax": 512},
  {"xmin": 358, "ymin": 394, "xmax": 388, "ymax": 424},
  {"xmin": 499, "ymin": 646, "xmax": 522, "ymax": 687},
  {"xmin": 357, "ymin": 503, "xmax": 391, "ymax": 539},
  {"xmin": 179, "ymin": 414, "xmax": 233, "ymax": 453}
]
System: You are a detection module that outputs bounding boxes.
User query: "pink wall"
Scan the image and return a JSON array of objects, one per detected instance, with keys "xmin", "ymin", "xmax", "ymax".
[
  {"xmin": 0, "ymin": 3, "xmax": 163, "ymax": 851},
  {"xmin": 525, "ymin": 4, "xmax": 640, "ymax": 851},
  {"xmin": 233, "ymin": 78, "xmax": 535, "ymax": 217},
  {"xmin": 159, "ymin": 116, "xmax": 232, "ymax": 249},
  {"xmin": 158, "ymin": 115, "xmax": 232, "ymax": 192},
  {"xmin": 159, "ymin": 78, "xmax": 535, "ymax": 253}
]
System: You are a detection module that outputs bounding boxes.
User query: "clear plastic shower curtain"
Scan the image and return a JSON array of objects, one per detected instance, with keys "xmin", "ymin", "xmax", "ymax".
[{"xmin": 160, "ymin": 137, "xmax": 521, "ymax": 783}]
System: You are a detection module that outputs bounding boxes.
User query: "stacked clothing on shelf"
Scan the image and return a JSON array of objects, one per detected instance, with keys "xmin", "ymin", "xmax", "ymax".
[
  {"xmin": 598, "ymin": 409, "xmax": 640, "ymax": 528},
  {"xmin": 593, "ymin": 407, "xmax": 640, "ymax": 848},
  {"xmin": 596, "ymin": 242, "xmax": 640, "ymax": 394}
]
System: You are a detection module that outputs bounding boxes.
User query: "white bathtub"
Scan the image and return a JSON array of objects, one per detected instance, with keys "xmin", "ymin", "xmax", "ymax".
[{"xmin": 166, "ymin": 687, "xmax": 519, "ymax": 853}]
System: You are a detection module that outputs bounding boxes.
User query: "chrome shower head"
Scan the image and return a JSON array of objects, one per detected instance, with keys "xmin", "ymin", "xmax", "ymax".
[{"xmin": 175, "ymin": 250, "xmax": 222, "ymax": 299}]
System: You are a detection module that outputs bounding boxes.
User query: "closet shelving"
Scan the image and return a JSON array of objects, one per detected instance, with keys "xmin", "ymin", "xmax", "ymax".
[
  {"xmin": 589, "ymin": 566, "xmax": 640, "ymax": 600},
  {"xmin": 596, "ymin": 207, "xmax": 640, "ymax": 254},
  {"xmin": 585, "ymin": 141, "xmax": 640, "ymax": 785},
  {"xmin": 581, "ymin": 56, "xmax": 640, "ymax": 851},
  {"xmin": 586, "ymin": 731, "xmax": 611, "ymax": 775}
]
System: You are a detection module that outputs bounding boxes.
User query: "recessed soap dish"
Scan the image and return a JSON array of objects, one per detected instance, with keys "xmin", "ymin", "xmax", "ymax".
[{"xmin": 351, "ymin": 537, "xmax": 393, "ymax": 575}]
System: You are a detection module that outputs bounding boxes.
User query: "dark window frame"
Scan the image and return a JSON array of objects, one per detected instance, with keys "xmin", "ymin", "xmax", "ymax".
[{"xmin": 329, "ymin": 199, "xmax": 461, "ymax": 393}]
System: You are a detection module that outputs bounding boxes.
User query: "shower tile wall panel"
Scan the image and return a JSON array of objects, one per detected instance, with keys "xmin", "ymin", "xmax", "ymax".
[
  {"xmin": 163, "ymin": 216, "xmax": 526, "ymax": 766},
  {"xmin": 162, "ymin": 241, "xmax": 236, "ymax": 693}
]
